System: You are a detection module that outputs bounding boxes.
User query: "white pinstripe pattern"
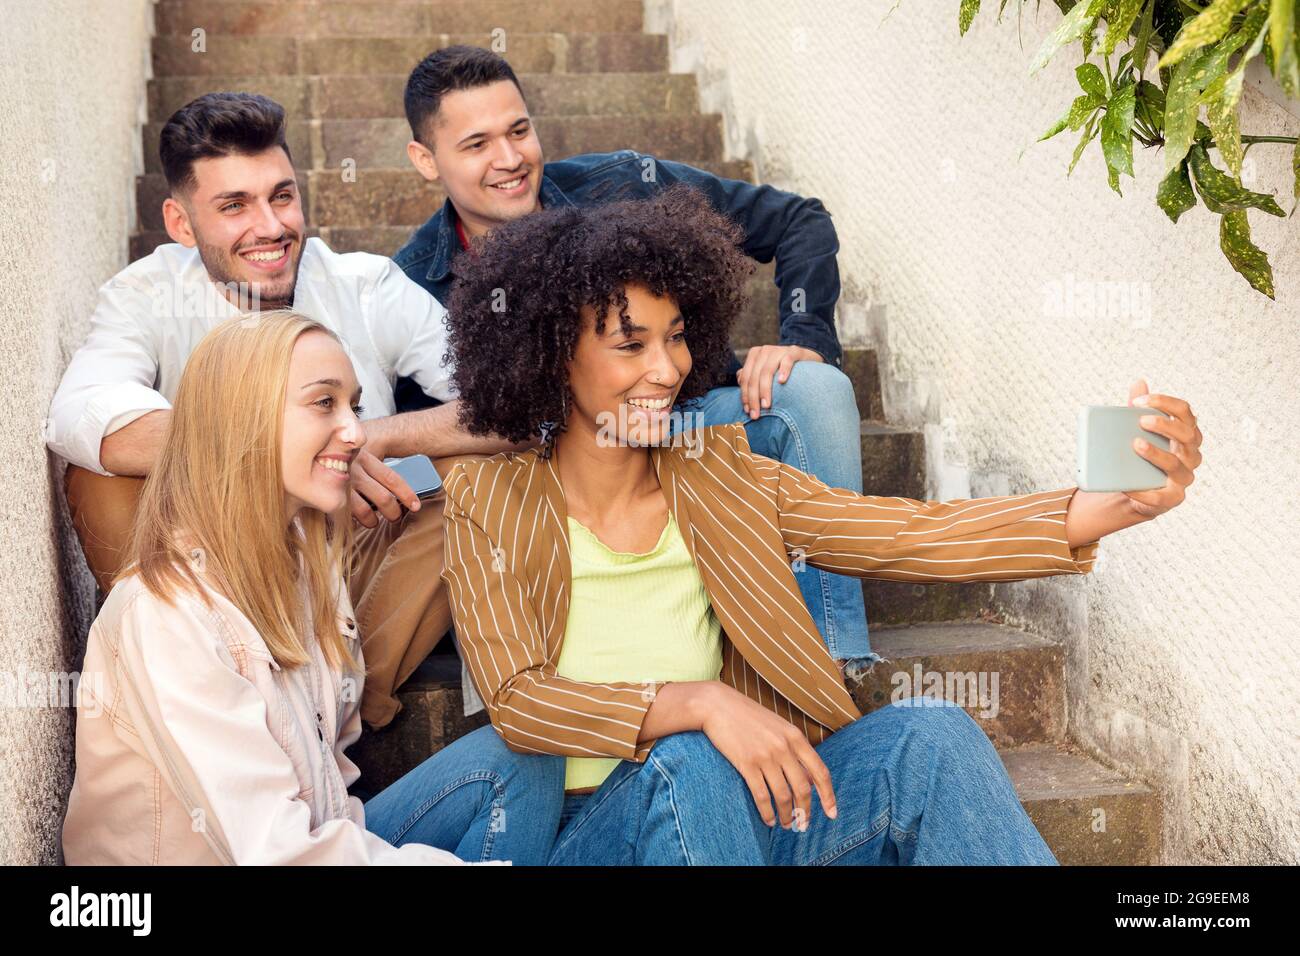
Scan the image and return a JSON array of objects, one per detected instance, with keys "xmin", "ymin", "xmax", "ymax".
[{"xmin": 440, "ymin": 423, "xmax": 1100, "ymax": 760}]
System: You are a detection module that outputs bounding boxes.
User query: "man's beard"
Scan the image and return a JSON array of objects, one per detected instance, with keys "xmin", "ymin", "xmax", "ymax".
[{"xmin": 195, "ymin": 231, "xmax": 302, "ymax": 311}]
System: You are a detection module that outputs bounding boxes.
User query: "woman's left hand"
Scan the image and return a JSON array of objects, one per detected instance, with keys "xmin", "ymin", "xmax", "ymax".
[{"xmin": 1124, "ymin": 379, "xmax": 1203, "ymax": 520}]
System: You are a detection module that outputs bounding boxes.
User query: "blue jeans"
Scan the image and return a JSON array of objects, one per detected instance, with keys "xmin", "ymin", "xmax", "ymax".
[
  {"xmin": 675, "ymin": 361, "xmax": 878, "ymax": 662},
  {"xmin": 548, "ymin": 697, "xmax": 1058, "ymax": 865},
  {"xmin": 363, "ymin": 723, "xmax": 566, "ymax": 863}
]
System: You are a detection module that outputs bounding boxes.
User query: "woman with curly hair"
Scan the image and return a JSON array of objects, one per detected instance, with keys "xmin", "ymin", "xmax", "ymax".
[{"xmin": 439, "ymin": 185, "xmax": 1203, "ymax": 865}]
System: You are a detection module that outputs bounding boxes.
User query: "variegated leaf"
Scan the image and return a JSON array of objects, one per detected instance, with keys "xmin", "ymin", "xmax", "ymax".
[
  {"xmin": 1031, "ymin": 0, "xmax": 1108, "ymax": 74},
  {"xmin": 1293, "ymin": 137, "xmax": 1300, "ymax": 208},
  {"xmin": 1163, "ymin": 44, "xmax": 1234, "ymax": 177},
  {"xmin": 1077, "ymin": 62, "xmax": 1108, "ymax": 99},
  {"xmin": 1104, "ymin": 0, "xmax": 1146, "ymax": 57},
  {"xmin": 1188, "ymin": 144, "xmax": 1286, "ymax": 216},
  {"xmin": 1219, "ymin": 209, "xmax": 1275, "ymax": 298},
  {"xmin": 1102, "ymin": 81, "xmax": 1138, "ymax": 177},
  {"xmin": 1039, "ymin": 93, "xmax": 1103, "ymax": 141},
  {"xmin": 1270, "ymin": 0, "xmax": 1300, "ymax": 97},
  {"xmin": 1158, "ymin": 0, "xmax": 1251, "ymax": 68},
  {"xmin": 1203, "ymin": 73, "xmax": 1244, "ymax": 176},
  {"xmin": 1157, "ymin": 160, "xmax": 1197, "ymax": 223},
  {"xmin": 1069, "ymin": 112, "xmax": 1101, "ymax": 175}
]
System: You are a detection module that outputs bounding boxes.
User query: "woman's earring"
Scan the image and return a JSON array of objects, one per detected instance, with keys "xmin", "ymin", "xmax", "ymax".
[{"xmin": 538, "ymin": 391, "xmax": 569, "ymax": 457}]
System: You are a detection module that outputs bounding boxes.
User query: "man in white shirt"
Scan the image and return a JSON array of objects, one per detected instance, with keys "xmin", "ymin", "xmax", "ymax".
[{"xmin": 46, "ymin": 92, "xmax": 530, "ymax": 729}]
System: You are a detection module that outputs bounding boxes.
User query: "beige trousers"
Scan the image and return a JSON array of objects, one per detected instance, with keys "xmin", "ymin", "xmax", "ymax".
[{"xmin": 63, "ymin": 454, "xmax": 484, "ymax": 731}]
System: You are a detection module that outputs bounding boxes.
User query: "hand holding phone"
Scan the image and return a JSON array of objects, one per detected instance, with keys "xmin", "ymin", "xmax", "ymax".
[
  {"xmin": 349, "ymin": 449, "xmax": 423, "ymax": 527},
  {"xmin": 384, "ymin": 453, "xmax": 444, "ymax": 499},
  {"xmin": 1077, "ymin": 404, "xmax": 1173, "ymax": 492}
]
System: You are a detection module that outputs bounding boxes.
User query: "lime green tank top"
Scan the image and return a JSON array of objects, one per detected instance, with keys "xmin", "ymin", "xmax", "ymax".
[{"xmin": 556, "ymin": 511, "xmax": 723, "ymax": 792}]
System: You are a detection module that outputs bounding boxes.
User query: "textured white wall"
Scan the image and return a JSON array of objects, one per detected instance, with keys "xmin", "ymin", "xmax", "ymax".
[
  {"xmin": 0, "ymin": 0, "xmax": 153, "ymax": 863},
  {"xmin": 651, "ymin": 0, "xmax": 1300, "ymax": 863}
]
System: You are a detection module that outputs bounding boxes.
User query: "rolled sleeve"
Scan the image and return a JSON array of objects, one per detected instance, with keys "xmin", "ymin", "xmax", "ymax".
[
  {"xmin": 49, "ymin": 383, "xmax": 173, "ymax": 476},
  {"xmin": 46, "ymin": 275, "xmax": 172, "ymax": 475}
]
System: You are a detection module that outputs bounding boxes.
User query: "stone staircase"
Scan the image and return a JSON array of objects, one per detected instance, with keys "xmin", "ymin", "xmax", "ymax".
[{"xmin": 136, "ymin": 0, "xmax": 1161, "ymax": 865}]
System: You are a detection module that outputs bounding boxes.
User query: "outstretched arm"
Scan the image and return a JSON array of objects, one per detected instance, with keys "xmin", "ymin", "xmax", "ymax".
[
  {"xmin": 737, "ymin": 433, "xmax": 1107, "ymax": 583},
  {"xmin": 761, "ymin": 383, "xmax": 1203, "ymax": 580}
]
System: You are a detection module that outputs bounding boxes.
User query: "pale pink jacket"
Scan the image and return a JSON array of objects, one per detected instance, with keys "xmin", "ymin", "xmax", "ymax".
[{"xmin": 61, "ymin": 561, "xmax": 475, "ymax": 866}]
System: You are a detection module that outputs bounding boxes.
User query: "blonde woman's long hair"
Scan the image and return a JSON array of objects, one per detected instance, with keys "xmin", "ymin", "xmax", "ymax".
[{"xmin": 113, "ymin": 310, "xmax": 358, "ymax": 673}]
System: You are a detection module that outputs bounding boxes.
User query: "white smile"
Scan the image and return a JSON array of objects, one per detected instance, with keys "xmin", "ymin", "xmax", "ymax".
[
  {"xmin": 490, "ymin": 177, "xmax": 524, "ymax": 190},
  {"xmin": 626, "ymin": 397, "xmax": 671, "ymax": 410},
  {"xmin": 316, "ymin": 457, "xmax": 350, "ymax": 474},
  {"xmin": 241, "ymin": 247, "xmax": 287, "ymax": 262}
]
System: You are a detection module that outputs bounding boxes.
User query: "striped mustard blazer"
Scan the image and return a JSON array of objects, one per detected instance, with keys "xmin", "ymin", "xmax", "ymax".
[{"xmin": 439, "ymin": 423, "xmax": 1100, "ymax": 762}]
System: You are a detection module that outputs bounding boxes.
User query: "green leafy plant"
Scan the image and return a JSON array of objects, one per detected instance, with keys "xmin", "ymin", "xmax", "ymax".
[{"xmin": 959, "ymin": 0, "xmax": 1300, "ymax": 298}]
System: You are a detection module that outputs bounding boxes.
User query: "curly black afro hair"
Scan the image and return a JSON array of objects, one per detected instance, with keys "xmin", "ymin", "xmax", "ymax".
[{"xmin": 443, "ymin": 184, "xmax": 755, "ymax": 456}]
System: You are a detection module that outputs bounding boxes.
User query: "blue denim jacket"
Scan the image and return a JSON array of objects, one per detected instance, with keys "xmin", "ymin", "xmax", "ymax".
[{"xmin": 391, "ymin": 149, "xmax": 843, "ymax": 412}]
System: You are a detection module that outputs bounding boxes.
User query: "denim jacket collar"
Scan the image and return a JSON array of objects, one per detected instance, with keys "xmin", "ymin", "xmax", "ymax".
[{"xmin": 421, "ymin": 175, "xmax": 575, "ymax": 286}]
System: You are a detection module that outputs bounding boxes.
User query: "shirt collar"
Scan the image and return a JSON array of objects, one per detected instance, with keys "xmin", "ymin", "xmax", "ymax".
[{"xmin": 424, "ymin": 173, "xmax": 574, "ymax": 285}]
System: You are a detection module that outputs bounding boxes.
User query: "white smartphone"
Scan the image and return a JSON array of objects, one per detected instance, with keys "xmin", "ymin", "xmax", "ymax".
[
  {"xmin": 384, "ymin": 453, "xmax": 444, "ymax": 499},
  {"xmin": 1077, "ymin": 405, "xmax": 1172, "ymax": 492}
]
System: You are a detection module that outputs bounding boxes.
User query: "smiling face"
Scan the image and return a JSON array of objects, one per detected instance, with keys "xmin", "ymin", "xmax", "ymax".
[
  {"xmin": 281, "ymin": 330, "xmax": 366, "ymax": 523},
  {"xmin": 567, "ymin": 284, "xmax": 692, "ymax": 448},
  {"xmin": 162, "ymin": 146, "xmax": 306, "ymax": 309},
  {"xmin": 407, "ymin": 79, "xmax": 543, "ymax": 239}
]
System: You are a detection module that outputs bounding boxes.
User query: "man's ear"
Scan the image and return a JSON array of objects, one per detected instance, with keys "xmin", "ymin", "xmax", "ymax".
[
  {"xmin": 407, "ymin": 139, "xmax": 440, "ymax": 183},
  {"xmin": 161, "ymin": 196, "xmax": 196, "ymax": 248}
]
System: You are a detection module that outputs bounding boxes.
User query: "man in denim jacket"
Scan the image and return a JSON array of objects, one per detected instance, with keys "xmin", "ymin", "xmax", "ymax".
[{"xmin": 391, "ymin": 45, "xmax": 881, "ymax": 675}]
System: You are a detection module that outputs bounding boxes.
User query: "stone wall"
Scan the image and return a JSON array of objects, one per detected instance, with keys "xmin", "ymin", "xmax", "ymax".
[{"xmin": 0, "ymin": 0, "xmax": 153, "ymax": 864}]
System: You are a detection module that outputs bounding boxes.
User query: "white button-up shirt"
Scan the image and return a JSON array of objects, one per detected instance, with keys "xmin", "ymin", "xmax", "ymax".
[{"xmin": 46, "ymin": 237, "xmax": 457, "ymax": 475}]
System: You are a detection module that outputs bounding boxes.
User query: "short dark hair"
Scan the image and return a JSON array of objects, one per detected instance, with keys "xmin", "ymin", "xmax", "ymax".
[
  {"xmin": 404, "ymin": 45, "xmax": 524, "ymax": 146},
  {"xmin": 159, "ymin": 92, "xmax": 292, "ymax": 195},
  {"xmin": 444, "ymin": 185, "xmax": 754, "ymax": 453}
]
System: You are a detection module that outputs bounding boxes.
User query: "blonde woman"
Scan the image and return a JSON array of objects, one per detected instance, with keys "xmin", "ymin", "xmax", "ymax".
[{"xmin": 61, "ymin": 311, "xmax": 564, "ymax": 865}]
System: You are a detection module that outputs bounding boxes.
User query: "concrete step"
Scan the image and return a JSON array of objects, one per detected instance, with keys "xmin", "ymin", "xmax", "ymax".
[
  {"xmin": 151, "ymin": 32, "xmax": 668, "ymax": 78},
  {"xmin": 155, "ymin": 0, "xmax": 646, "ymax": 37},
  {"xmin": 731, "ymin": 273, "xmax": 780, "ymax": 348},
  {"xmin": 348, "ymin": 657, "xmax": 1159, "ymax": 863},
  {"xmin": 141, "ymin": 114, "xmax": 724, "ymax": 173},
  {"xmin": 861, "ymin": 579, "xmax": 996, "ymax": 627},
  {"xmin": 1003, "ymin": 743, "xmax": 1161, "ymax": 865},
  {"xmin": 860, "ymin": 420, "xmax": 926, "ymax": 499},
  {"xmin": 321, "ymin": 114, "xmax": 724, "ymax": 169},
  {"xmin": 848, "ymin": 621, "xmax": 1066, "ymax": 747},
  {"xmin": 841, "ymin": 346, "xmax": 886, "ymax": 423},
  {"xmin": 349, "ymin": 654, "xmax": 488, "ymax": 795},
  {"xmin": 149, "ymin": 71, "xmax": 701, "ymax": 121}
]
